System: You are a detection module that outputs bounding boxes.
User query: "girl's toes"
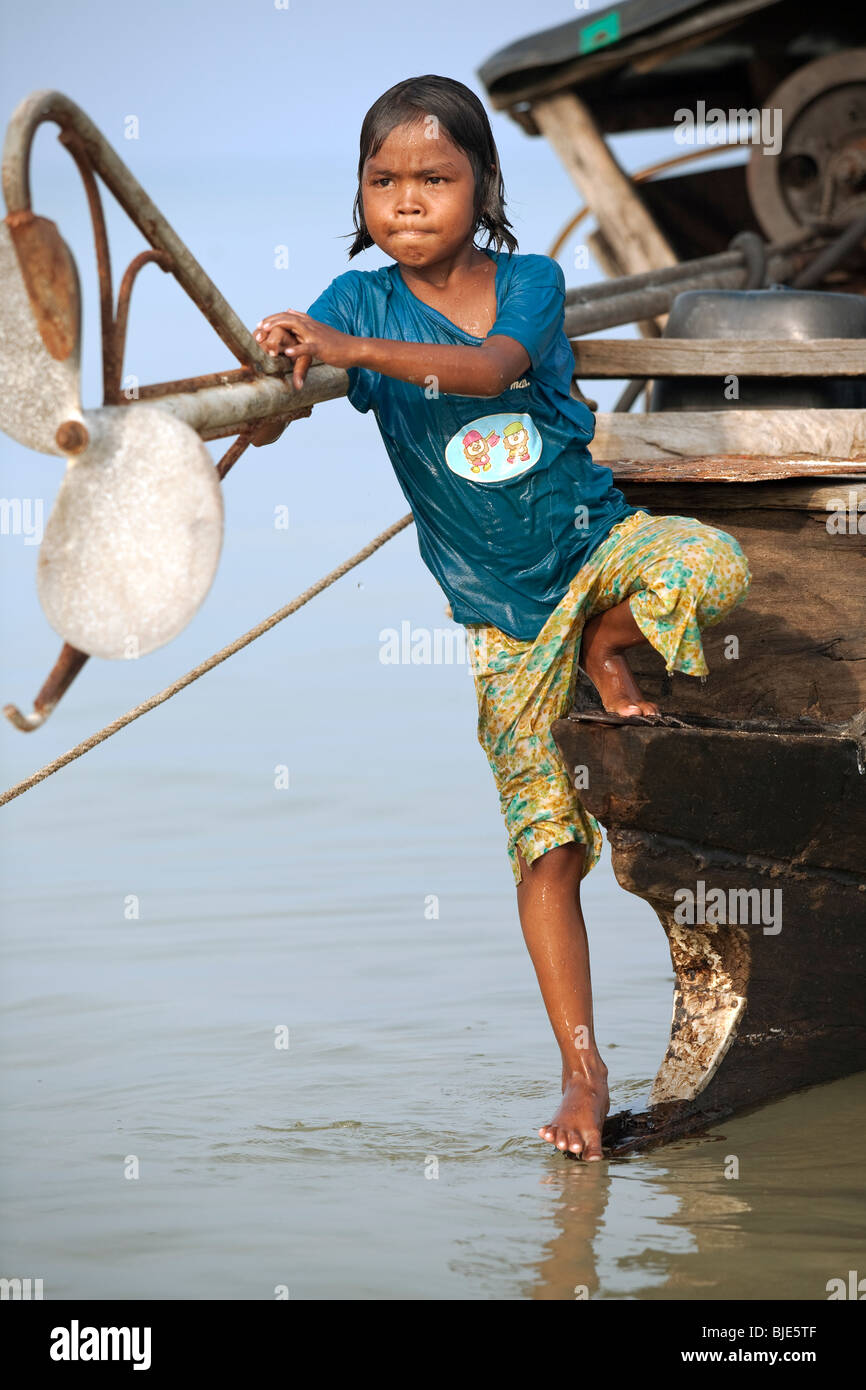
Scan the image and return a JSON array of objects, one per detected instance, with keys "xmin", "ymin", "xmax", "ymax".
[
  {"xmin": 567, "ymin": 1131, "xmax": 583, "ymax": 1154},
  {"xmin": 581, "ymin": 1130, "xmax": 604, "ymax": 1162},
  {"xmin": 555, "ymin": 1129, "xmax": 569, "ymax": 1151}
]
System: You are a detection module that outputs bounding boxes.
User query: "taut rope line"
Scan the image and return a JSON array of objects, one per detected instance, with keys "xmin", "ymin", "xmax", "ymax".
[{"xmin": 0, "ymin": 513, "xmax": 415, "ymax": 808}]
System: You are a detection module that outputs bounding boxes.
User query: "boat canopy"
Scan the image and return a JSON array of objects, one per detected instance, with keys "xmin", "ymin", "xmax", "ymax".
[{"xmin": 477, "ymin": 0, "xmax": 860, "ymax": 134}]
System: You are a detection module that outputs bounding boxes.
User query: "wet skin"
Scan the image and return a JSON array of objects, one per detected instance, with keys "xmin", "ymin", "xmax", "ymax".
[
  {"xmin": 254, "ymin": 118, "xmax": 661, "ymax": 1157},
  {"xmin": 516, "ymin": 841, "xmax": 610, "ymax": 1160},
  {"xmin": 580, "ymin": 600, "xmax": 661, "ymax": 718},
  {"xmin": 253, "ymin": 121, "xmax": 529, "ymax": 395}
]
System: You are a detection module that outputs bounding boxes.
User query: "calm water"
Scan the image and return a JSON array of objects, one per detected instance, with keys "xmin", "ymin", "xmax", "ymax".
[
  {"xmin": 1, "ymin": 154, "xmax": 864, "ymax": 1302},
  {"xmin": 1, "ymin": 555, "xmax": 864, "ymax": 1301}
]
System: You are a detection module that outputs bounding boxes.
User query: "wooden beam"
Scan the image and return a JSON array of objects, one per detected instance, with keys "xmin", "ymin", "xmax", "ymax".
[
  {"xmin": 533, "ymin": 91, "xmax": 677, "ymax": 334},
  {"xmin": 573, "ymin": 338, "xmax": 866, "ymax": 378},
  {"xmin": 591, "ymin": 409, "xmax": 866, "ymax": 462},
  {"xmin": 618, "ymin": 480, "xmax": 866, "ymax": 513},
  {"xmin": 607, "ymin": 455, "xmax": 866, "ymax": 487}
]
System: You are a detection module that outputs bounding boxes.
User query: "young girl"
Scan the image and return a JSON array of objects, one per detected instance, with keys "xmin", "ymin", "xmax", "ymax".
[{"xmin": 254, "ymin": 75, "xmax": 752, "ymax": 1162}]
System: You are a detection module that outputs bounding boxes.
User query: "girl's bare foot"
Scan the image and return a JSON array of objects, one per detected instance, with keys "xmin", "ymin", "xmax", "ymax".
[
  {"xmin": 513, "ymin": 845, "xmax": 610, "ymax": 1164},
  {"xmin": 539, "ymin": 1058, "xmax": 610, "ymax": 1161},
  {"xmin": 580, "ymin": 603, "xmax": 660, "ymax": 717},
  {"xmin": 581, "ymin": 648, "xmax": 659, "ymax": 718}
]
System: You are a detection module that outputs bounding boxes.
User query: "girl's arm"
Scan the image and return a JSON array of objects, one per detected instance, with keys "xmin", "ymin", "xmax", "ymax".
[
  {"xmin": 254, "ymin": 310, "xmax": 530, "ymax": 397},
  {"xmin": 354, "ymin": 334, "xmax": 530, "ymax": 398}
]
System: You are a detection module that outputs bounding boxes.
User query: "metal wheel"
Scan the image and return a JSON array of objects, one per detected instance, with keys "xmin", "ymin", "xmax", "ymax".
[{"xmin": 747, "ymin": 50, "xmax": 866, "ymax": 241}]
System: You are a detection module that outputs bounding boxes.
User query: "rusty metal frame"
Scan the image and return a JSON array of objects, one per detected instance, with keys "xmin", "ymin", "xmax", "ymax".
[
  {"xmin": 0, "ymin": 90, "xmax": 352, "ymax": 730},
  {"xmin": 2, "ymin": 91, "xmax": 352, "ymax": 434},
  {"xmin": 3, "ymin": 90, "xmax": 286, "ymax": 376}
]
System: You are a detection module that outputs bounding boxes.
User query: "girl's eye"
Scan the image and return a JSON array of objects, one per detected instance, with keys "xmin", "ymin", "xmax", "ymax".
[{"xmin": 369, "ymin": 175, "xmax": 446, "ymax": 187}]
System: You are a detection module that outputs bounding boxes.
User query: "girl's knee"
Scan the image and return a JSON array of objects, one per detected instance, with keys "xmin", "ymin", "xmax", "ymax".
[
  {"xmin": 696, "ymin": 532, "xmax": 752, "ymax": 625},
  {"xmin": 717, "ymin": 531, "xmax": 751, "ymax": 593},
  {"xmin": 516, "ymin": 839, "xmax": 586, "ymax": 887}
]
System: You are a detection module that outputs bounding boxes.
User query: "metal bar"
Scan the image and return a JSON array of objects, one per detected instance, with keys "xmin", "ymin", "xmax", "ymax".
[
  {"xmin": 196, "ymin": 410, "xmax": 309, "ymax": 444},
  {"xmin": 1, "ymin": 89, "xmax": 284, "ymax": 375},
  {"xmin": 563, "ymin": 249, "xmax": 803, "ymax": 336},
  {"xmin": 135, "ymin": 367, "xmax": 257, "ymax": 398},
  {"xmin": 564, "ymin": 249, "xmax": 748, "ymax": 306},
  {"xmin": 215, "ymin": 429, "xmax": 255, "ymax": 481},
  {"xmin": 563, "ymin": 226, "xmax": 824, "ymax": 309},
  {"xmin": 110, "ymin": 249, "xmax": 173, "ymax": 403},
  {"xmin": 111, "ymin": 360, "xmax": 349, "ymax": 437},
  {"xmin": 793, "ymin": 209, "xmax": 866, "ymax": 289},
  {"xmin": 561, "ymin": 252, "xmax": 806, "ymax": 336},
  {"xmin": 55, "ymin": 129, "xmax": 116, "ymax": 403}
]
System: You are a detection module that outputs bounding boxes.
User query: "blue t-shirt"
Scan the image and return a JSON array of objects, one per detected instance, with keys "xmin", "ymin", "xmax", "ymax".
[{"xmin": 306, "ymin": 249, "xmax": 640, "ymax": 641}]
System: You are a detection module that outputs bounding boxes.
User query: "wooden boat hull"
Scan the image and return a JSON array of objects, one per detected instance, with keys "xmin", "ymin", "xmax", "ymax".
[
  {"xmin": 553, "ymin": 710, "xmax": 866, "ymax": 1153},
  {"xmin": 551, "ymin": 476, "xmax": 866, "ymax": 1153}
]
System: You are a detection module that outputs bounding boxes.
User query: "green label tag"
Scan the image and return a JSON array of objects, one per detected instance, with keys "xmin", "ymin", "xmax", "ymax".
[{"xmin": 579, "ymin": 11, "xmax": 621, "ymax": 54}]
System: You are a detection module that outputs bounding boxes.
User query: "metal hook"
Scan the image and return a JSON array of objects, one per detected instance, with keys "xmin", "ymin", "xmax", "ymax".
[{"xmin": 4, "ymin": 643, "xmax": 90, "ymax": 731}]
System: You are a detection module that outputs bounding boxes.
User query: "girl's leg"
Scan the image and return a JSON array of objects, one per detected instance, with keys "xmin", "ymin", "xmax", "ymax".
[
  {"xmin": 506, "ymin": 518, "xmax": 751, "ymax": 1158},
  {"xmin": 469, "ymin": 624, "xmax": 608, "ymax": 1157},
  {"xmin": 578, "ymin": 515, "xmax": 753, "ymax": 714},
  {"xmin": 514, "ymin": 840, "xmax": 609, "ymax": 1160},
  {"xmin": 579, "ymin": 596, "xmax": 661, "ymax": 717}
]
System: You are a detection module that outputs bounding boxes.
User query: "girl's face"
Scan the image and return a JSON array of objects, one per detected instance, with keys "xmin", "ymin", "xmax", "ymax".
[{"xmin": 361, "ymin": 120, "xmax": 480, "ymax": 268}]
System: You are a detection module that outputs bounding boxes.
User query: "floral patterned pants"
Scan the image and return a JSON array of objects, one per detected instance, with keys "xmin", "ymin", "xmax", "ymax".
[{"xmin": 466, "ymin": 510, "xmax": 752, "ymax": 886}]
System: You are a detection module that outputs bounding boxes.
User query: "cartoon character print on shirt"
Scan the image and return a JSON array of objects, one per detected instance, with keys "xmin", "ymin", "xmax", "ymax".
[
  {"xmin": 445, "ymin": 414, "xmax": 542, "ymax": 484},
  {"xmin": 502, "ymin": 421, "xmax": 531, "ymax": 465},
  {"xmin": 462, "ymin": 428, "xmax": 501, "ymax": 473}
]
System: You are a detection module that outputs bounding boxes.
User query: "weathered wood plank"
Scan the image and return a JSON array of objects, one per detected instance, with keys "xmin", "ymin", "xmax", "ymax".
[
  {"xmin": 592, "ymin": 409, "xmax": 866, "ymax": 461},
  {"xmin": 608, "ymin": 456, "xmax": 866, "ymax": 486},
  {"xmin": 573, "ymin": 338, "xmax": 866, "ymax": 377},
  {"xmin": 618, "ymin": 480, "xmax": 866, "ymax": 511},
  {"xmin": 532, "ymin": 92, "xmax": 677, "ymax": 289},
  {"xmin": 554, "ymin": 718, "xmax": 866, "ymax": 874}
]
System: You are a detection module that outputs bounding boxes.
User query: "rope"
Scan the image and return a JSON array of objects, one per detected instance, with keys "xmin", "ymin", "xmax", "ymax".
[{"xmin": 0, "ymin": 513, "xmax": 415, "ymax": 808}]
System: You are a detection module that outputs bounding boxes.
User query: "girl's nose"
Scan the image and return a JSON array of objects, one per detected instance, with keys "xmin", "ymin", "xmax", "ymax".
[{"xmin": 395, "ymin": 183, "xmax": 424, "ymax": 214}]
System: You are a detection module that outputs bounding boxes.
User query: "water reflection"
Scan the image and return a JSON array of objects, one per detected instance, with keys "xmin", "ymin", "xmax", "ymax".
[{"xmin": 523, "ymin": 1072, "xmax": 865, "ymax": 1300}]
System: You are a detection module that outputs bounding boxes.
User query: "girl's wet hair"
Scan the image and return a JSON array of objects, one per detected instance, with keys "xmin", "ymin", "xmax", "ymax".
[{"xmin": 347, "ymin": 74, "xmax": 518, "ymax": 259}]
